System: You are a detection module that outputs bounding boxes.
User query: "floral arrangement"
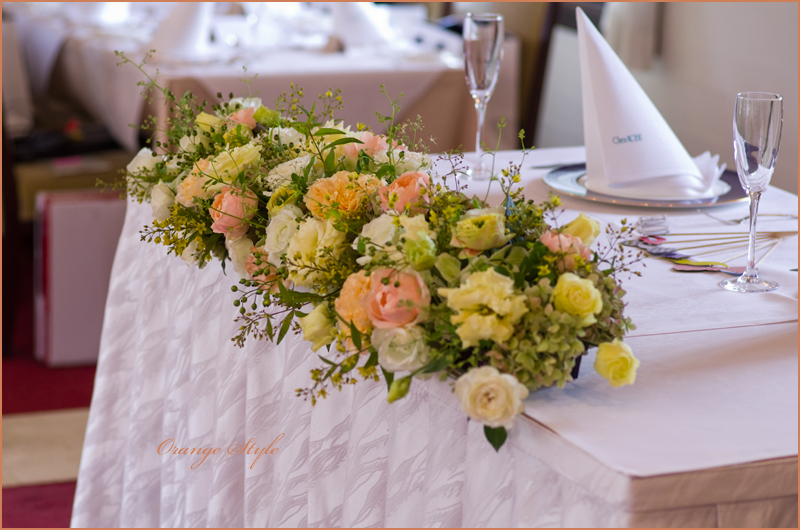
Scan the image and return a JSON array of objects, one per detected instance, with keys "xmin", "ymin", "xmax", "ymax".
[{"xmin": 120, "ymin": 52, "xmax": 641, "ymax": 450}]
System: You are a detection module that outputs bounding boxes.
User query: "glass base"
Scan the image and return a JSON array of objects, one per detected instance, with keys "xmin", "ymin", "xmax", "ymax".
[
  {"xmin": 719, "ymin": 276, "xmax": 779, "ymax": 293},
  {"xmin": 462, "ymin": 166, "xmax": 493, "ymax": 181}
]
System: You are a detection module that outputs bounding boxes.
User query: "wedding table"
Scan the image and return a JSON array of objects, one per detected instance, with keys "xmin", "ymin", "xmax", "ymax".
[
  {"xmin": 6, "ymin": 3, "xmax": 520, "ymax": 154},
  {"xmin": 71, "ymin": 147, "xmax": 797, "ymax": 527}
]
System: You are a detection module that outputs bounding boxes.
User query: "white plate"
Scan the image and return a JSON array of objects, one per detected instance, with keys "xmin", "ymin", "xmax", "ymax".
[{"xmin": 543, "ymin": 164, "xmax": 748, "ymax": 209}]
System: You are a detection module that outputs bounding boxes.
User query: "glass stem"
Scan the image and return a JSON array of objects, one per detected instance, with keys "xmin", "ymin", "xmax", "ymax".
[
  {"xmin": 742, "ymin": 190, "xmax": 762, "ymax": 282},
  {"xmin": 474, "ymin": 97, "xmax": 487, "ymax": 171}
]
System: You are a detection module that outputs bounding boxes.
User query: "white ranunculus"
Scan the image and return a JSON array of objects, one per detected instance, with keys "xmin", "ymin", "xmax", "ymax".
[
  {"xmin": 353, "ymin": 213, "xmax": 399, "ymax": 265},
  {"xmin": 264, "ymin": 205, "xmax": 303, "ymax": 267},
  {"xmin": 454, "ymin": 366, "xmax": 529, "ymax": 429},
  {"xmin": 150, "ymin": 181, "xmax": 175, "ymax": 221},
  {"xmin": 126, "ymin": 147, "xmax": 159, "ymax": 173},
  {"xmin": 226, "ymin": 236, "xmax": 255, "ymax": 279},
  {"xmin": 229, "ymin": 97, "xmax": 262, "ymax": 109},
  {"xmin": 373, "ymin": 326, "xmax": 430, "ymax": 373}
]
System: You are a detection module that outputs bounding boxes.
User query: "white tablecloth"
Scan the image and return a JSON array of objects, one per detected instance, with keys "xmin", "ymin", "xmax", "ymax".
[{"xmin": 71, "ymin": 148, "xmax": 798, "ymax": 527}]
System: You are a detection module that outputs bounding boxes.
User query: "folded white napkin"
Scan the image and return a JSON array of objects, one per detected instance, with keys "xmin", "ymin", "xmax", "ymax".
[
  {"xmin": 149, "ymin": 3, "xmax": 214, "ymax": 61},
  {"xmin": 332, "ymin": 3, "xmax": 395, "ymax": 49},
  {"xmin": 576, "ymin": 8, "xmax": 725, "ymax": 200}
]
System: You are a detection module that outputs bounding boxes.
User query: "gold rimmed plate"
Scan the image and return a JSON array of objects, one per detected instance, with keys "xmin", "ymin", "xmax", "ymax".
[{"xmin": 543, "ymin": 164, "xmax": 748, "ymax": 209}]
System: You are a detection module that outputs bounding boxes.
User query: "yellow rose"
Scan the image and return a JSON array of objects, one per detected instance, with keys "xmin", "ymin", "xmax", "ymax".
[
  {"xmin": 438, "ymin": 269, "xmax": 528, "ymax": 348},
  {"xmin": 195, "ymin": 112, "xmax": 223, "ymax": 133},
  {"xmin": 285, "ymin": 218, "xmax": 346, "ymax": 287},
  {"xmin": 450, "ymin": 207, "xmax": 512, "ymax": 256},
  {"xmin": 304, "ymin": 171, "xmax": 379, "ymax": 220},
  {"xmin": 594, "ymin": 340, "xmax": 639, "ymax": 387},
  {"xmin": 552, "ymin": 273, "xmax": 603, "ymax": 326},
  {"xmin": 207, "ymin": 143, "xmax": 262, "ymax": 183},
  {"xmin": 455, "ymin": 366, "xmax": 529, "ymax": 429},
  {"xmin": 561, "ymin": 213, "xmax": 601, "ymax": 246},
  {"xmin": 298, "ymin": 303, "xmax": 337, "ymax": 352}
]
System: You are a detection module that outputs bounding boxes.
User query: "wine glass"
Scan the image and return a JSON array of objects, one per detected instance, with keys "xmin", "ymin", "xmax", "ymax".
[
  {"xmin": 720, "ymin": 92, "xmax": 783, "ymax": 293},
  {"xmin": 462, "ymin": 13, "xmax": 504, "ymax": 180}
]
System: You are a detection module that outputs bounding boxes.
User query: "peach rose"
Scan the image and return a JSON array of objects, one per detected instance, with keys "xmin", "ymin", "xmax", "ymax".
[
  {"xmin": 210, "ymin": 186, "xmax": 259, "ymax": 239},
  {"xmin": 176, "ymin": 158, "xmax": 221, "ymax": 208},
  {"xmin": 367, "ymin": 269, "xmax": 430, "ymax": 329},
  {"xmin": 342, "ymin": 131, "xmax": 390, "ymax": 161},
  {"xmin": 379, "ymin": 171, "xmax": 430, "ymax": 215},
  {"xmin": 304, "ymin": 171, "xmax": 380, "ymax": 220},
  {"xmin": 229, "ymin": 106, "xmax": 257, "ymax": 129},
  {"xmin": 244, "ymin": 246, "xmax": 282, "ymax": 290},
  {"xmin": 335, "ymin": 271, "xmax": 374, "ymax": 351},
  {"xmin": 540, "ymin": 230, "xmax": 592, "ymax": 271}
]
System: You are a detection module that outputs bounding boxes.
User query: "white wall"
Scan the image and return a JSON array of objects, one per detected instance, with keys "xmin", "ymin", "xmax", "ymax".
[{"xmin": 536, "ymin": 2, "xmax": 798, "ymax": 194}]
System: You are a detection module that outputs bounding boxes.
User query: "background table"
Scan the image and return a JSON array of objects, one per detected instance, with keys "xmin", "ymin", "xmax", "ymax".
[
  {"xmin": 7, "ymin": 3, "xmax": 520, "ymax": 155},
  {"xmin": 71, "ymin": 147, "xmax": 797, "ymax": 527}
]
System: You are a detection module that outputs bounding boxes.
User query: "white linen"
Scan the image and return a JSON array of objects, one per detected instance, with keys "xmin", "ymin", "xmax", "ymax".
[
  {"xmin": 72, "ymin": 147, "xmax": 797, "ymax": 527},
  {"xmin": 577, "ymin": 8, "xmax": 723, "ymax": 200}
]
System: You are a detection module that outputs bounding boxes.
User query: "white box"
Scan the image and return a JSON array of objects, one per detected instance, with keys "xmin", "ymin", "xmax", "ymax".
[{"xmin": 34, "ymin": 190, "xmax": 127, "ymax": 366}]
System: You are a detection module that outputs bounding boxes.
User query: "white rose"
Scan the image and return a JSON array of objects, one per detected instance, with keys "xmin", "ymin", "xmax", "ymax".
[
  {"xmin": 150, "ymin": 181, "xmax": 175, "ymax": 221},
  {"xmin": 180, "ymin": 238, "xmax": 200, "ymax": 266},
  {"xmin": 454, "ymin": 366, "xmax": 529, "ymax": 429},
  {"xmin": 372, "ymin": 326, "xmax": 430, "ymax": 373},
  {"xmin": 353, "ymin": 213, "xmax": 399, "ymax": 265},
  {"xmin": 265, "ymin": 153, "xmax": 316, "ymax": 191},
  {"xmin": 286, "ymin": 218, "xmax": 346, "ymax": 287},
  {"xmin": 268, "ymin": 127, "xmax": 307, "ymax": 148},
  {"xmin": 229, "ymin": 97, "xmax": 262, "ymax": 109},
  {"xmin": 126, "ymin": 147, "xmax": 159, "ymax": 173},
  {"xmin": 264, "ymin": 205, "xmax": 303, "ymax": 267},
  {"xmin": 399, "ymin": 214, "xmax": 436, "ymax": 242},
  {"xmin": 179, "ymin": 130, "xmax": 211, "ymax": 153},
  {"xmin": 396, "ymin": 151, "xmax": 432, "ymax": 174},
  {"xmin": 226, "ymin": 236, "xmax": 255, "ymax": 279}
]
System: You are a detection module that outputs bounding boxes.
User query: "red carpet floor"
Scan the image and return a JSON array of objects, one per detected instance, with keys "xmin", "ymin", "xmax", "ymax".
[
  {"xmin": 2, "ymin": 481, "xmax": 76, "ymax": 528},
  {"xmin": 2, "ymin": 358, "xmax": 96, "ymax": 414}
]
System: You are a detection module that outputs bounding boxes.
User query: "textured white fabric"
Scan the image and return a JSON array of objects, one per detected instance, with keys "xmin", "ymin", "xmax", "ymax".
[{"xmin": 72, "ymin": 149, "xmax": 798, "ymax": 527}]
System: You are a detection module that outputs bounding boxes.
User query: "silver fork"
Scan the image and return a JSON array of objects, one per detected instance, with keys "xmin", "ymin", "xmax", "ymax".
[{"xmin": 698, "ymin": 210, "xmax": 798, "ymax": 225}]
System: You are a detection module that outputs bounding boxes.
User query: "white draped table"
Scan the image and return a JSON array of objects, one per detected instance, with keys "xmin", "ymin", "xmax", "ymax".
[{"xmin": 72, "ymin": 148, "xmax": 798, "ymax": 527}]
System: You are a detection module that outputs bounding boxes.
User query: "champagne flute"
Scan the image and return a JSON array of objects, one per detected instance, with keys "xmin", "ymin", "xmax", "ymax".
[
  {"xmin": 463, "ymin": 13, "xmax": 504, "ymax": 180},
  {"xmin": 720, "ymin": 92, "xmax": 783, "ymax": 293}
]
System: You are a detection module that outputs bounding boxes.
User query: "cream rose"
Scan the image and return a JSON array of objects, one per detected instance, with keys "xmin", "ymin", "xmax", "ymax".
[
  {"xmin": 126, "ymin": 147, "xmax": 159, "ymax": 173},
  {"xmin": 450, "ymin": 206, "xmax": 512, "ymax": 257},
  {"xmin": 455, "ymin": 366, "xmax": 529, "ymax": 429},
  {"xmin": 372, "ymin": 326, "xmax": 430, "ymax": 373},
  {"xmin": 298, "ymin": 303, "xmax": 337, "ymax": 352},
  {"xmin": 594, "ymin": 340, "xmax": 640, "ymax": 387},
  {"xmin": 150, "ymin": 181, "xmax": 175, "ymax": 221},
  {"xmin": 268, "ymin": 126, "xmax": 307, "ymax": 148},
  {"xmin": 207, "ymin": 143, "xmax": 262, "ymax": 183},
  {"xmin": 178, "ymin": 130, "xmax": 211, "ymax": 153},
  {"xmin": 285, "ymin": 218, "xmax": 346, "ymax": 287},
  {"xmin": 264, "ymin": 205, "xmax": 303, "ymax": 267},
  {"xmin": 561, "ymin": 213, "xmax": 601, "ymax": 246},
  {"xmin": 438, "ymin": 269, "xmax": 528, "ymax": 348},
  {"xmin": 552, "ymin": 273, "xmax": 603, "ymax": 326}
]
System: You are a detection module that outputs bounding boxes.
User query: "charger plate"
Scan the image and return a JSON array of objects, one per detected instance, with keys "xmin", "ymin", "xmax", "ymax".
[{"xmin": 543, "ymin": 164, "xmax": 747, "ymax": 209}]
